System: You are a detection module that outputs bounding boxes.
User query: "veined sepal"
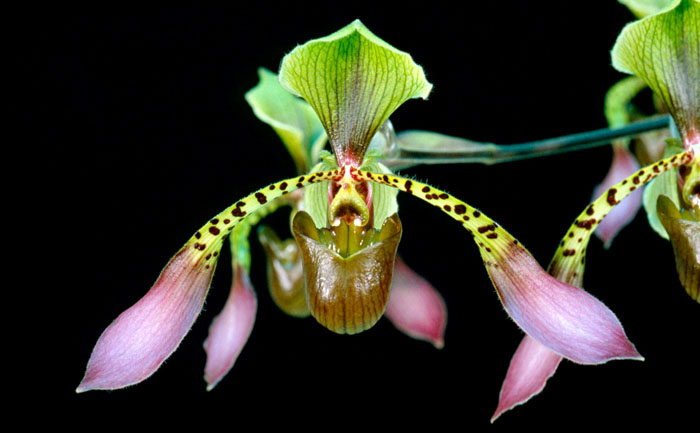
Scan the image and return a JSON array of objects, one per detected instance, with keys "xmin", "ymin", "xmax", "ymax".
[
  {"xmin": 612, "ymin": 0, "xmax": 700, "ymax": 147},
  {"xmin": 279, "ymin": 20, "xmax": 432, "ymax": 166}
]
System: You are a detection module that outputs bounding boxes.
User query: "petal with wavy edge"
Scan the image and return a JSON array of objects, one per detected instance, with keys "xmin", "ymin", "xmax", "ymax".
[
  {"xmin": 593, "ymin": 144, "xmax": 643, "ymax": 248},
  {"xmin": 77, "ymin": 247, "xmax": 215, "ymax": 392},
  {"xmin": 385, "ymin": 257, "xmax": 447, "ymax": 348},
  {"xmin": 491, "ymin": 336, "xmax": 562, "ymax": 423},
  {"xmin": 203, "ymin": 266, "xmax": 257, "ymax": 390}
]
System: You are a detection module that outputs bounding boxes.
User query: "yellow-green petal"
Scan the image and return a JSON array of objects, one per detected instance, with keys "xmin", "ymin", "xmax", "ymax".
[{"xmin": 279, "ymin": 20, "xmax": 432, "ymax": 166}]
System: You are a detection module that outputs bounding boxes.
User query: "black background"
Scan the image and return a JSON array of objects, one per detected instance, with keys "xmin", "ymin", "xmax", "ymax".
[{"xmin": 32, "ymin": 2, "xmax": 697, "ymax": 429}]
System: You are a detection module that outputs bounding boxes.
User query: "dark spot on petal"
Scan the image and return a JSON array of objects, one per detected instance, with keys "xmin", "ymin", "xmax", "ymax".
[
  {"xmin": 422, "ymin": 186, "xmax": 430, "ymax": 193},
  {"xmin": 383, "ymin": 174, "xmax": 389, "ymax": 183},
  {"xmin": 443, "ymin": 205, "xmax": 451, "ymax": 212},
  {"xmin": 195, "ymin": 232, "xmax": 201, "ymax": 239},
  {"xmin": 487, "ymin": 233, "xmax": 498, "ymax": 239},
  {"xmin": 205, "ymin": 254, "xmax": 212, "ymax": 260},
  {"xmin": 462, "ymin": 215, "xmax": 470, "ymax": 221},
  {"xmin": 280, "ymin": 182, "xmax": 288, "ymax": 190},
  {"xmin": 575, "ymin": 218, "xmax": 596, "ymax": 230},
  {"xmin": 232, "ymin": 207, "xmax": 246, "ymax": 217},
  {"xmin": 211, "ymin": 218, "xmax": 219, "ymax": 225},
  {"xmin": 568, "ymin": 232, "xmax": 574, "ymax": 238},
  {"xmin": 269, "ymin": 184, "xmax": 276, "ymax": 190},
  {"xmin": 485, "ymin": 247, "xmax": 491, "ymax": 253},
  {"xmin": 298, "ymin": 176, "xmax": 305, "ymax": 183},
  {"xmin": 439, "ymin": 193, "xmax": 449, "ymax": 200},
  {"xmin": 454, "ymin": 204, "xmax": 467, "ymax": 215},
  {"xmin": 473, "ymin": 210, "xmax": 481, "ymax": 218},
  {"xmin": 477, "ymin": 224, "xmax": 496, "ymax": 233},
  {"xmin": 224, "ymin": 219, "xmax": 231, "ymax": 224},
  {"xmin": 404, "ymin": 180, "xmax": 413, "ymax": 194},
  {"xmin": 209, "ymin": 226, "xmax": 220, "ymax": 236},
  {"xmin": 633, "ymin": 176, "xmax": 640, "ymax": 185},
  {"xmin": 213, "ymin": 251, "xmax": 218, "ymax": 257},
  {"xmin": 563, "ymin": 249, "xmax": 576, "ymax": 257},
  {"xmin": 606, "ymin": 188, "xmax": 618, "ymax": 205},
  {"xmin": 255, "ymin": 192, "xmax": 267, "ymax": 204},
  {"xmin": 586, "ymin": 204, "xmax": 594, "ymax": 216}
]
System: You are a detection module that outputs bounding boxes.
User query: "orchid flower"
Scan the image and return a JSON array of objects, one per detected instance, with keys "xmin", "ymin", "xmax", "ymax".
[
  {"xmin": 78, "ymin": 21, "xmax": 644, "ymax": 423},
  {"xmin": 492, "ymin": 0, "xmax": 699, "ymax": 420}
]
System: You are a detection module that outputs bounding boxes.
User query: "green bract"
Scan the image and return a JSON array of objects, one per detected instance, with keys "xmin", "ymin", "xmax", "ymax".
[
  {"xmin": 612, "ymin": 0, "xmax": 700, "ymax": 145},
  {"xmin": 278, "ymin": 20, "xmax": 433, "ymax": 166}
]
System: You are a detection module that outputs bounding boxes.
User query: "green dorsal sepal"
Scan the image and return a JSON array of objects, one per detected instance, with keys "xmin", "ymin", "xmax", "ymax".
[
  {"xmin": 612, "ymin": 0, "xmax": 700, "ymax": 147},
  {"xmin": 279, "ymin": 20, "xmax": 432, "ymax": 167}
]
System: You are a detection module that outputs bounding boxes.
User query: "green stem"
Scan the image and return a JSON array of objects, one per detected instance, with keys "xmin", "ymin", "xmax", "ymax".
[{"xmin": 385, "ymin": 115, "xmax": 671, "ymax": 168}]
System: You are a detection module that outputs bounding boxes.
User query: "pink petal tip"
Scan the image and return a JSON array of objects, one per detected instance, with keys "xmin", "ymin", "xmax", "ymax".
[
  {"xmin": 203, "ymin": 267, "xmax": 257, "ymax": 390},
  {"xmin": 491, "ymin": 336, "xmax": 562, "ymax": 422},
  {"xmin": 488, "ymin": 245, "xmax": 643, "ymax": 365},
  {"xmin": 77, "ymin": 248, "xmax": 214, "ymax": 392}
]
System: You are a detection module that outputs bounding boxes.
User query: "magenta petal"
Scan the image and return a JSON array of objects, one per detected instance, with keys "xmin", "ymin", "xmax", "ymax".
[
  {"xmin": 77, "ymin": 248, "xmax": 214, "ymax": 392},
  {"xmin": 487, "ymin": 245, "xmax": 642, "ymax": 364},
  {"xmin": 385, "ymin": 257, "xmax": 447, "ymax": 348},
  {"xmin": 203, "ymin": 266, "xmax": 257, "ymax": 390},
  {"xmin": 491, "ymin": 335, "xmax": 562, "ymax": 422},
  {"xmin": 593, "ymin": 144, "xmax": 643, "ymax": 248}
]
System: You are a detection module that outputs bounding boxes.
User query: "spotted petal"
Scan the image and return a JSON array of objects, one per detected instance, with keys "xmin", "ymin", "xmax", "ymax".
[
  {"xmin": 78, "ymin": 170, "xmax": 346, "ymax": 391},
  {"xmin": 385, "ymin": 257, "xmax": 447, "ymax": 348},
  {"xmin": 349, "ymin": 168, "xmax": 642, "ymax": 364}
]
